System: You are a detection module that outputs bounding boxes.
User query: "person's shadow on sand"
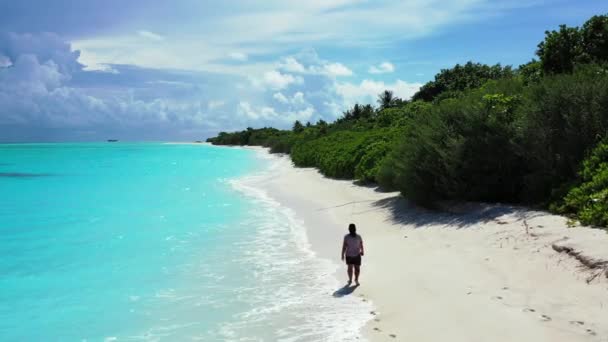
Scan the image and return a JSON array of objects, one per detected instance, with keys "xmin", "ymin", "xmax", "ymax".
[{"xmin": 332, "ymin": 284, "xmax": 359, "ymax": 298}]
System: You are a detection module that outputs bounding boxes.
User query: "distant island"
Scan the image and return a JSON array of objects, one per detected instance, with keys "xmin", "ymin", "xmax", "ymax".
[
  {"xmin": 207, "ymin": 13, "xmax": 608, "ymax": 229},
  {"xmin": 107, "ymin": 139, "xmax": 118, "ymax": 142}
]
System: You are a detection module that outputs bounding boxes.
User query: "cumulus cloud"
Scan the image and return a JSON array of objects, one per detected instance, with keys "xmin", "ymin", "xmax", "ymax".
[
  {"xmin": 368, "ymin": 61, "xmax": 395, "ymax": 74},
  {"xmin": 237, "ymin": 99, "xmax": 313, "ymax": 125},
  {"xmin": 273, "ymin": 91, "xmax": 305, "ymax": 105},
  {"xmin": 335, "ymin": 79, "xmax": 423, "ymax": 107},
  {"xmin": 1, "ymin": 33, "xmax": 328, "ymax": 140},
  {"xmin": 0, "ymin": 32, "xmax": 230, "ymax": 140},
  {"xmin": 1, "ymin": 32, "xmax": 83, "ymax": 74},
  {"xmin": 253, "ymin": 70, "xmax": 303, "ymax": 90},
  {"xmin": 278, "ymin": 55, "xmax": 352, "ymax": 77},
  {"xmin": 318, "ymin": 62, "xmax": 353, "ymax": 77},
  {"xmin": 251, "ymin": 51, "xmax": 423, "ymax": 126},
  {"xmin": 237, "ymin": 101, "xmax": 278, "ymax": 120},
  {"xmin": 0, "ymin": 33, "xmax": 422, "ymax": 141},
  {"xmin": 292, "ymin": 91, "xmax": 305, "ymax": 104},
  {"xmin": 273, "ymin": 92, "xmax": 289, "ymax": 104},
  {"xmin": 0, "ymin": 53, "xmax": 207, "ymax": 127},
  {"xmin": 279, "ymin": 57, "xmax": 307, "ymax": 73},
  {"xmin": 286, "ymin": 106, "xmax": 315, "ymax": 122}
]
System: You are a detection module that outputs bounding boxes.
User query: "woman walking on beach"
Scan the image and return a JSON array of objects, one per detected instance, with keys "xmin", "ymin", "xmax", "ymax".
[{"xmin": 341, "ymin": 223, "xmax": 364, "ymax": 286}]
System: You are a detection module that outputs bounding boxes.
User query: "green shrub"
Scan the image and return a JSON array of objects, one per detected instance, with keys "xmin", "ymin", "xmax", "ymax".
[
  {"xmin": 552, "ymin": 140, "xmax": 608, "ymax": 227},
  {"xmin": 291, "ymin": 129, "xmax": 396, "ymax": 180},
  {"xmin": 355, "ymin": 140, "xmax": 391, "ymax": 182},
  {"xmin": 519, "ymin": 64, "xmax": 608, "ymax": 203},
  {"xmin": 384, "ymin": 78, "xmax": 526, "ymax": 204}
]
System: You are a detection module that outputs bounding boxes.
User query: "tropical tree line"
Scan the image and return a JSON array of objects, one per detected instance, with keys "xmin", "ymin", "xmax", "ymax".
[{"xmin": 207, "ymin": 14, "xmax": 608, "ymax": 228}]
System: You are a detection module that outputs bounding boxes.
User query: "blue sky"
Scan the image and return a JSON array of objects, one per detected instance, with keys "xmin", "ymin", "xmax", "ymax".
[{"xmin": 0, "ymin": 0, "xmax": 606, "ymax": 142}]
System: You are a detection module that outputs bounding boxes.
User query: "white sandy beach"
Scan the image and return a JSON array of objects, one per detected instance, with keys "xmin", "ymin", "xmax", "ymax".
[{"xmin": 252, "ymin": 149, "xmax": 608, "ymax": 342}]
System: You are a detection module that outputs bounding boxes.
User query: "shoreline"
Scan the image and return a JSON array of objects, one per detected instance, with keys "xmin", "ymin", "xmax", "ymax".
[
  {"xmin": 247, "ymin": 147, "xmax": 608, "ymax": 341},
  {"xmin": 229, "ymin": 149, "xmax": 374, "ymax": 341}
]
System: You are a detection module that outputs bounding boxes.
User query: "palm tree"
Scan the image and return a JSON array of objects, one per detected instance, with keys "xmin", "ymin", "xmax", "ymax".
[
  {"xmin": 351, "ymin": 104, "xmax": 363, "ymax": 119},
  {"xmin": 377, "ymin": 90, "xmax": 395, "ymax": 110},
  {"xmin": 292, "ymin": 120, "xmax": 304, "ymax": 133}
]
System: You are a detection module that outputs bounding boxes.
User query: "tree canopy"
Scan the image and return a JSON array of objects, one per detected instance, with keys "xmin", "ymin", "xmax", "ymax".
[{"xmin": 411, "ymin": 61, "xmax": 515, "ymax": 102}]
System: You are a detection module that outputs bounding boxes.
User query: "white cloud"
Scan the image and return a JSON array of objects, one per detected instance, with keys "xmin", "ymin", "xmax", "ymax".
[
  {"xmin": 237, "ymin": 101, "xmax": 278, "ymax": 120},
  {"xmin": 137, "ymin": 30, "xmax": 164, "ymax": 41},
  {"xmin": 273, "ymin": 91, "xmax": 307, "ymax": 105},
  {"xmin": 335, "ymin": 79, "xmax": 423, "ymax": 106},
  {"xmin": 0, "ymin": 32, "xmax": 237, "ymax": 139},
  {"xmin": 292, "ymin": 91, "xmax": 305, "ymax": 104},
  {"xmin": 279, "ymin": 57, "xmax": 307, "ymax": 73},
  {"xmin": 279, "ymin": 56, "xmax": 352, "ymax": 77},
  {"xmin": 273, "ymin": 92, "xmax": 289, "ymax": 104},
  {"xmin": 1, "ymin": 54, "xmax": 66, "ymax": 91},
  {"xmin": 77, "ymin": 49, "xmax": 118, "ymax": 73},
  {"xmin": 286, "ymin": 106, "xmax": 315, "ymax": 122},
  {"xmin": 320, "ymin": 62, "xmax": 353, "ymax": 77},
  {"xmin": 254, "ymin": 70, "xmax": 303, "ymax": 90},
  {"xmin": 368, "ymin": 62, "xmax": 395, "ymax": 74},
  {"xmin": 228, "ymin": 52, "xmax": 248, "ymax": 61},
  {"xmin": 323, "ymin": 101, "xmax": 343, "ymax": 117},
  {"xmin": 236, "ymin": 101, "xmax": 314, "ymax": 124}
]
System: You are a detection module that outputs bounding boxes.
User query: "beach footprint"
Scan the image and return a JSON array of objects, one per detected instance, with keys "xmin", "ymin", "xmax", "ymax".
[
  {"xmin": 540, "ymin": 314, "xmax": 552, "ymax": 322},
  {"xmin": 389, "ymin": 334, "xmax": 397, "ymax": 338},
  {"xmin": 523, "ymin": 308, "xmax": 536, "ymax": 313}
]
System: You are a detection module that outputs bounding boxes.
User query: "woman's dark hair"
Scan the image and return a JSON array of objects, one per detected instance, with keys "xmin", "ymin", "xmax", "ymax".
[{"xmin": 348, "ymin": 223, "xmax": 356, "ymax": 235}]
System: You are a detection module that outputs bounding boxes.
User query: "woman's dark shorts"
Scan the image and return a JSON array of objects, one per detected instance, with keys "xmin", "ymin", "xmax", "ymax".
[{"xmin": 345, "ymin": 255, "xmax": 361, "ymax": 266}]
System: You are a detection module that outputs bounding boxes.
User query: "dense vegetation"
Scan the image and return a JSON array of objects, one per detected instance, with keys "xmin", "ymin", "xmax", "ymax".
[
  {"xmin": 552, "ymin": 139, "xmax": 608, "ymax": 226},
  {"xmin": 207, "ymin": 14, "xmax": 608, "ymax": 229}
]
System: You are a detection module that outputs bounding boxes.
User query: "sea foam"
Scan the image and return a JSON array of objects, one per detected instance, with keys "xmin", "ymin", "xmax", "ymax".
[{"xmin": 224, "ymin": 150, "xmax": 373, "ymax": 341}]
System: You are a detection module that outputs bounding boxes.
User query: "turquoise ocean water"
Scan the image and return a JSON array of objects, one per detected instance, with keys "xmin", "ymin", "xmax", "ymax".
[{"xmin": 0, "ymin": 143, "xmax": 370, "ymax": 341}]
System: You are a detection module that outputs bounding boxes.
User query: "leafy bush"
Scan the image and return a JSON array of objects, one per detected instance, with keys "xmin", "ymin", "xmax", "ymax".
[
  {"xmin": 518, "ymin": 64, "xmax": 608, "ymax": 203},
  {"xmin": 552, "ymin": 140, "xmax": 608, "ymax": 228},
  {"xmin": 355, "ymin": 140, "xmax": 391, "ymax": 182},
  {"xmin": 384, "ymin": 78, "xmax": 526, "ymax": 204},
  {"xmin": 374, "ymin": 101, "xmax": 431, "ymax": 128},
  {"xmin": 291, "ymin": 129, "xmax": 395, "ymax": 180}
]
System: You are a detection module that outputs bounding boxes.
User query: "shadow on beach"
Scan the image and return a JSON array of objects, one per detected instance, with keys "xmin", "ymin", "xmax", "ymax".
[
  {"xmin": 354, "ymin": 195, "xmax": 544, "ymax": 229},
  {"xmin": 333, "ymin": 284, "xmax": 360, "ymax": 298}
]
